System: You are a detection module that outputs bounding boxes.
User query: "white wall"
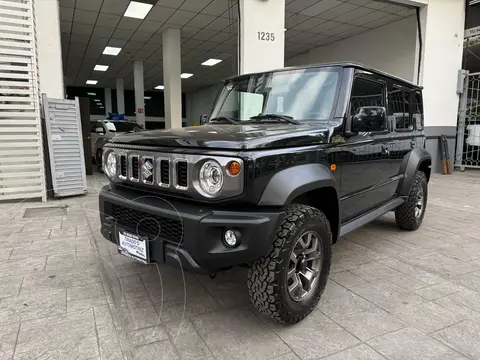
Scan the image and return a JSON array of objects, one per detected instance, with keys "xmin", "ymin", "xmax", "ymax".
[
  {"xmin": 35, "ymin": 0, "xmax": 64, "ymax": 98},
  {"xmin": 185, "ymin": 84, "xmax": 221, "ymax": 125},
  {"xmin": 287, "ymin": 16, "xmax": 418, "ymax": 82},
  {"xmin": 419, "ymin": 0, "xmax": 465, "ymax": 127},
  {"xmin": 240, "ymin": 0, "xmax": 285, "ymax": 74}
]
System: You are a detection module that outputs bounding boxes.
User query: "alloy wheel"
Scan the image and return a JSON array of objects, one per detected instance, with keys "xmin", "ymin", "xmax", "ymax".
[{"xmin": 287, "ymin": 231, "xmax": 323, "ymax": 302}]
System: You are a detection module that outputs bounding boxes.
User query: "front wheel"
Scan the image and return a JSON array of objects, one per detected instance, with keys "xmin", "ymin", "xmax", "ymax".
[
  {"xmin": 247, "ymin": 204, "xmax": 332, "ymax": 324},
  {"xmin": 395, "ymin": 171, "xmax": 428, "ymax": 230}
]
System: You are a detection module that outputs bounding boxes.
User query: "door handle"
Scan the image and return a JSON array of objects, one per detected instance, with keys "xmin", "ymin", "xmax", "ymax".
[{"xmin": 381, "ymin": 146, "xmax": 390, "ymax": 155}]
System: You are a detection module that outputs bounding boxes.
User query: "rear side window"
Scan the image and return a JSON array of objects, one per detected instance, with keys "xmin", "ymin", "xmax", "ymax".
[
  {"xmin": 412, "ymin": 91, "xmax": 424, "ymax": 130},
  {"xmin": 388, "ymin": 87, "xmax": 413, "ymax": 131}
]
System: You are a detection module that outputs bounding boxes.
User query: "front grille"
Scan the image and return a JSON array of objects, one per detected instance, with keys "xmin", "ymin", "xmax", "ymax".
[
  {"xmin": 110, "ymin": 203, "xmax": 183, "ymax": 243},
  {"xmin": 160, "ymin": 159, "xmax": 169, "ymax": 185},
  {"xmin": 131, "ymin": 157, "xmax": 139, "ymax": 180},
  {"xmin": 120, "ymin": 155, "xmax": 127, "ymax": 178},
  {"xmin": 176, "ymin": 161, "xmax": 188, "ymax": 188}
]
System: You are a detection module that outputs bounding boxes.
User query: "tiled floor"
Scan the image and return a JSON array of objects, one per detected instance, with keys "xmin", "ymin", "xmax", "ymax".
[{"xmin": 1, "ymin": 171, "xmax": 480, "ymax": 359}]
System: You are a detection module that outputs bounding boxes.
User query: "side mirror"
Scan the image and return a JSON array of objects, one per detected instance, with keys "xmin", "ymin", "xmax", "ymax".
[
  {"xmin": 346, "ymin": 106, "xmax": 387, "ymax": 135},
  {"xmin": 95, "ymin": 127, "xmax": 105, "ymax": 134},
  {"xmin": 200, "ymin": 114, "xmax": 208, "ymax": 125}
]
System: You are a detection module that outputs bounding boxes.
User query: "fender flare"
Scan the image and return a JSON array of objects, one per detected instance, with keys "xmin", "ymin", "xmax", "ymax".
[
  {"xmin": 396, "ymin": 148, "xmax": 431, "ymax": 196},
  {"xmin": 258, "ymin": 164, "xmax": 339, "ymax": 206}
]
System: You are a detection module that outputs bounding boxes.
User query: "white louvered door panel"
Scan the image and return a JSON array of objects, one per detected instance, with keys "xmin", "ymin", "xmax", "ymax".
[
  {"xmin": 0, "ymin": 0, "xmax": 46, "ymax": 202},
  {"xmin": 43, "ymin": 95, "xmax": 87, "ymax": 197}
]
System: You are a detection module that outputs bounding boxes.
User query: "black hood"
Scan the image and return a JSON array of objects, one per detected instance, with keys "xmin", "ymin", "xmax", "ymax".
[{"xmin": 110, "ymin": 124, "xmax": 330, "ymax": 150}]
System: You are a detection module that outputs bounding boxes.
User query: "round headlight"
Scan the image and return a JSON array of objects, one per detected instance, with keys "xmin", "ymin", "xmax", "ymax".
[
  {"xmin": 104, "ymin": 152, "xmax": 117, "ymax": 179},
  {"xmin": 199, "ymin": 160, "xmax": 224, "ymax": 196}
]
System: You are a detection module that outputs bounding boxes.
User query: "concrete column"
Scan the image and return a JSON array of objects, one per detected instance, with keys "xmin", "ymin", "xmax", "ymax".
[
  {"xmin": 116, "ymin": 78, "xmax": 125, "ymax": 114},
  {"xmin": 239, "ymin": 0, "xmax": 285, "ymax": 74},
  {"xmin": 134, "ymin": 60, "xmax": 145, "ymax": 127},
  {"xmin": 104, "ymin": 88, "xmax": 112, "ymax": 116},
  {"xmin": 35, "ymin": 0, "xmax": 64, "ymax": 98},
  {"xmin": 417, "ymin": 0, "xmax": 465, "ymax": 172},
  {"xmin": 162, "ymin": 28, "xmax": 182, "ymax": 129}
]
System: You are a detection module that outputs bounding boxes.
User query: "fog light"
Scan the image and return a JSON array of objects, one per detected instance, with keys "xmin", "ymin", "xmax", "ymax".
[{"xmin": 223, "ymin": 229, "xmax": 240, "ymax": 247}]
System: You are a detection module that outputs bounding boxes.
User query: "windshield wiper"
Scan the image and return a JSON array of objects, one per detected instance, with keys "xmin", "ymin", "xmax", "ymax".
[
  {"xmin": 250, "ymin": 113, "xmax": 300, "ymax": 124},
  {"xmin": 209, "ymin": 116, "xmax": 240, "ymax": 125}
]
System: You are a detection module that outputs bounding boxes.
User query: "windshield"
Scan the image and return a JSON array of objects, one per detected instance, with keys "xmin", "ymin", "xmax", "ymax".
[
  {"xmin": 210, "ymin": 67, "xmax": 342, "ymax": 123},
  {"xmin": 104, "ymin": 121, "xmax": 143, "ymax": 132}
]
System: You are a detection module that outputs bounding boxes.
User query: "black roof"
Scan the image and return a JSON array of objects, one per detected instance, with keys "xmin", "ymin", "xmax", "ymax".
[{"xmin": 226, "ymin": 62, "xmax": 422, "ymax": 89}]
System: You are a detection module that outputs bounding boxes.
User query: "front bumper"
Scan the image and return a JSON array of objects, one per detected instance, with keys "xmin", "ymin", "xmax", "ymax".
[{"xmin": 99, "ymin": 185, "xmax": 284, "ymax": 273}]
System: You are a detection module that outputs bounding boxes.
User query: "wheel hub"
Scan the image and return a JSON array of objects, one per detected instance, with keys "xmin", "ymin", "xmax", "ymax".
[
  {"xmin": 287, "ymin": 231, "xmax": 323, "ymax": 302},
  {"xmin": 415, "ymin": 189, "xmax": 424, "ymax": 218},
  {"xmin": 296, "ymin": 255, "xmax": 307, "ymax": 272}
]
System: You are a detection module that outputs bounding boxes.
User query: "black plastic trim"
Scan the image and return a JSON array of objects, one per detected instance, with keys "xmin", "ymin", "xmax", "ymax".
[
  {"xmin": 339, "ymin": 197, "xmax": 404, "ymax": 237},
  {"xmin": 258, "ymin": 164, "xmax": 339, "ymax": 206},
  {"xmin": 396, "ymin": 147, "xmax": 431, "ymax": 196}
]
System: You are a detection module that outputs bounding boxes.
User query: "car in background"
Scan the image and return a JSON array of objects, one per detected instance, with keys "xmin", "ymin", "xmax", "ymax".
[{"xmin": 90, "ymin": 119, "xmax": 144, "ymax": 165}]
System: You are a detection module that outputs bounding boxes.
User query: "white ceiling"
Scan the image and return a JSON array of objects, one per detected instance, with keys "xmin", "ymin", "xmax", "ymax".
[{"xmin": 59, "ymin": 0, "xmax": 415, "ymax": 92}]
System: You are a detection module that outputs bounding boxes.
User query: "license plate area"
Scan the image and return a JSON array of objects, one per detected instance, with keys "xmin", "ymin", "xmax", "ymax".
[{"xmin": 117, "ymin": 230, "xmax": 150, "ymax": 264}]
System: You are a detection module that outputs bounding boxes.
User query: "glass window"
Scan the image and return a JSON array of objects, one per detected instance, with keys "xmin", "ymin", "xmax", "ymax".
[
  {"xmin": 412, "ymin": 91, "xmax": 423, "ymax": 130},
  {"xmin": 350, "ymin": 78, "xmax": 386, "ymax": 132},
  {"xmin": 210, "ymin": 67, "xmax": 342, "ymax": 123},
  {"xmin": 90, "ymin": 122, "xmax": 98, "ymax": 133},
  {"xmin": 350, "ymin": 78, "xmax": 384, "ymax": 117},
  {"xmin": 388, "ymin": 88, "xmax": 413, "ymax": 131},
  {"xmin": 103, "ymin": 120, "xmax": 142, "ymax": 132}
]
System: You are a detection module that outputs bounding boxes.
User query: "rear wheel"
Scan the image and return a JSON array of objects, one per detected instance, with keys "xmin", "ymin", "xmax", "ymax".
[
  {"xmin": 247, "ymin": 204, "xmax": 332, "ymax": 324},
  {"xmin": 395, "ymin": 171, "xmax": 428, "ymax": 230}
]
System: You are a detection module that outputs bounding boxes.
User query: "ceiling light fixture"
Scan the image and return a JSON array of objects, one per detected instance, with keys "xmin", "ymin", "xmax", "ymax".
[
  {"xmin": 103, "ymin": 46, "xmax": 122, "ymax": 56},
  {"xmin": 181, "ymin": 73, "xmax": 193, "ymax": 79},
  {"xmin": 155, "ymin": 85, "xmax": 164, "ymax": 90},
  {"xmin": 94, "ymin": 65, "xmax": 109, "ymax": 71},
  {"xmin": 94, "ymin": 99, "xmax": 101, "ymax": 102},
  {"xmin": 144, "ymin": 96, "xmax": 151, "ymax": 99},
  {"xmin": 201, "ymin": 59, "xmax": 222, "ymax": 66},
  {"xmin": 124, "ymin": 1, "xmax": 154, "ymax": 19},
  {"xmin": 87, "ymin": 92, "xmax": 96, "ymax": 96},
  {"xmin": 86, "ymin": 80, "xmax": 98, "ymax": 85}
]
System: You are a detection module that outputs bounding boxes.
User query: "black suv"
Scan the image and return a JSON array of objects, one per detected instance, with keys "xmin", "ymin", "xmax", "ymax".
[{"xmin": 99, "ymin": 62, "xmax": 431, "ymax": 324}]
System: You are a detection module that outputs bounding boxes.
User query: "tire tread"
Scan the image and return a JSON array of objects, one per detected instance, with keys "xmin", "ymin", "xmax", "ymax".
[{"xmin": 247, "ymin": 204, "xmax": 332, "ymax": 324}]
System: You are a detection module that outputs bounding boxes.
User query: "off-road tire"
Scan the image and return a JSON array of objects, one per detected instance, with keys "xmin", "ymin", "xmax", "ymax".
[
  {"xmin": 395, "ymin": 171, "xmax": 428, "ymax": 230},
  {"xmin": 247, "ymin": 204, "xmax": 332, "ymax": 324}
]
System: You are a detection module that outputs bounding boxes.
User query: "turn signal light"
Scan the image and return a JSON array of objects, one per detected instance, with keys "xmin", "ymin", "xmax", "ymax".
[{"xmin": 227, "ymin": 161, "xmax": 241, "ymax": 176}]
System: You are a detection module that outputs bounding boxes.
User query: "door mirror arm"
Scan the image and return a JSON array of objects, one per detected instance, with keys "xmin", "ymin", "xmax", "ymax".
[{"xmin": 344, "ymin": 116, "xmax": 358, "ymax": 138}]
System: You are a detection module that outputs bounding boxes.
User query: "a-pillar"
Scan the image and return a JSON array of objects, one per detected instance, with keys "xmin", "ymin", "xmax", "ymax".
[
  {"xmin": 162, "ymin": 28, "xmax": 182, "ymax": 129},
  {"xmin": 134, "ymin": 60, "xmax": 145, "ymax": 127},
  {"xmin": 116, "ymin": 78, "xmax": 125, "ymax": 114},
  {"xmin": 104, "ymin": 88, "xmax": 112, "ymax": 116},
  {"xmin": 239, "ymin": 0, "xmax": 285, "ymax": 74},
  {"xmin": 417, "ymin": 0, "xmax": 465, "ymax": 172}
]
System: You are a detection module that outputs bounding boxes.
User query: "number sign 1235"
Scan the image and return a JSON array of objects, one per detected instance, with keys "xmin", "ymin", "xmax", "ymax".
[{"xmin": 257, "ymin": 31, "xmax": 275, "ymax": 41}]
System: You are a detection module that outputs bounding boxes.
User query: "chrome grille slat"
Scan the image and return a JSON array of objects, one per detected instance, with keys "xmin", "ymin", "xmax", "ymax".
[
  {"xmin": 119, "ymin": 155, "xmax": 127, "ymax": 179},
  {"xmin": 129, "ymin": 155, "xmax": 139, "ymax": 182},
  {"xmin": 159, "ymin": 158, "xmax": 170, "ymax": 187}
]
